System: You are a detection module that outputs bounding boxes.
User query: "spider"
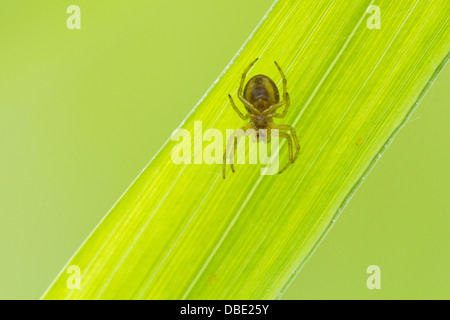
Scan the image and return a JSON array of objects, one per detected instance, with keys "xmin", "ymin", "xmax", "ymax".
[{"xmin": 222, "ymin": 58, "xmax": 300, "ymax": 179}]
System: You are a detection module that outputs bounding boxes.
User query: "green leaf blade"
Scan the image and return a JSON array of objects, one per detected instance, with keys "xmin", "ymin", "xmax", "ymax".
[{"xmin": 43, "ymin": 0, "xmax": 450, "ymax": 299}]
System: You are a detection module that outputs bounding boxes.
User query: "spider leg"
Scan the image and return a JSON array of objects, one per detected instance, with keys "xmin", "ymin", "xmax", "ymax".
[
  {"xmin": 263, "ymin": 92, "xmax": 290, "ymax": 117},
  {"xmin": 238, "ymin": 96, "xmax": 260, "ymax": 115},
  {"xmin": 261, "ymin": 61, "xmax": 289, "ymax": 117},
  {"xmin": 230, "ymin": 135, "xmax": 238, "ymax": 173},
  {"xmin": 274, "ymin": 61, "xmax": 287, "ymax": 102},
  {"xmin": 277, "ymin": 131, "xmax": 293, "ymax": 174},
  {"xmin": 239, "ymin": 58, "xmax": 259, "ymax": 95},
  {"xmin": 270, "ymin": 123, "xmax": 300, "ymax": 163},
  {"xmin": 222, "ymin": 123, "xmax": 254, "ymax": 178},
  {"xmin": 228, "ymin": 94, "xmax": 248, "ymax": 120},
  {"xmin": 238, "ymin": 58, "xmax": 261, "ymax": 115}
]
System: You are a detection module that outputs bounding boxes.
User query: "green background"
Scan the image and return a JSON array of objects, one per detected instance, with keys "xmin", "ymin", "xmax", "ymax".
[{"xmin": 0, "ymin": 0, "xmax": 448, "ymax": 299}]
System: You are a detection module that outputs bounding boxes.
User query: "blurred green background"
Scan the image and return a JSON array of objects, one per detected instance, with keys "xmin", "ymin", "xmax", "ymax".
[{"xmin": 0, "ymin": 0, "xmax": 448, "ymax": 299}]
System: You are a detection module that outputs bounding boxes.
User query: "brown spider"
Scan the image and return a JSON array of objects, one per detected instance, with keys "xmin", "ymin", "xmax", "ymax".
[{"xmin": 222, "ymin": 58, "xmax": 300, "ymax": 178}]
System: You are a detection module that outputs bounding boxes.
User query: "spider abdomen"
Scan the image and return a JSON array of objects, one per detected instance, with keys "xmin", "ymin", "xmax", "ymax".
[{"xmin": 243, "ymin": 75, "xmax": 279, "ymax": 112}]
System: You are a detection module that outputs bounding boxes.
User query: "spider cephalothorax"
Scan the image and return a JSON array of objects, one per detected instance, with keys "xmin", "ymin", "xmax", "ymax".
[{"xmin": 223, "ymin": 58, "xmax": 300, "ymax": 178}]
